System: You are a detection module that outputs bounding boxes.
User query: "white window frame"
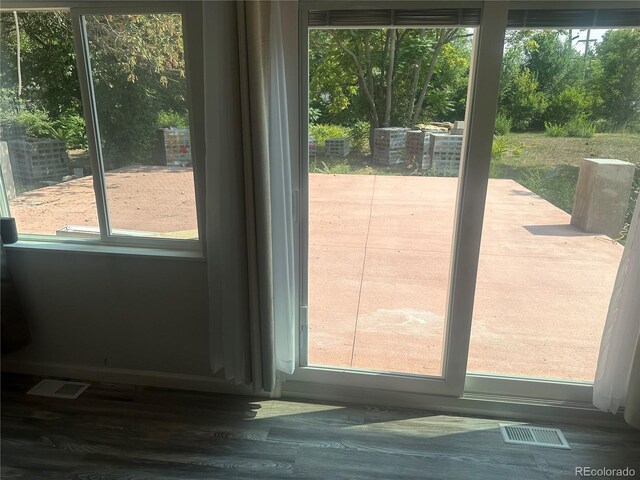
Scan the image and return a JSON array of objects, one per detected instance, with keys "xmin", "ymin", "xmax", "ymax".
[{"xmin": 0, "ymin": 1, "xmax": 205, "ymax": 254}]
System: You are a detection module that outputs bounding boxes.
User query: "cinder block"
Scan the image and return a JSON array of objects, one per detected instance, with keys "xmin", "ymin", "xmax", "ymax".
[
  {"xmin": 7, "ymin": 139, "xmax": 69, "ymax": 183},
  {"xmin": 571, "ymin": 158, "xmax": 636, "ymax": 239},
  {"xmin": 406, "ymin": 130, "xmax": 437, "ymax": 169},
  {"xmin": 374, "ymin": 127, "xmax": 407, "ymax": 165},
  {"xmin": 325, "ymin": 138, "xmax": 350, "ymax": 157},
  {"xmin": 429, "ymin": 133, "xmax": 463, "ymax": 176},
  {"xmin": 153, "ymin": 128, "xmax": 191, "ymax": 166},
  {"xmin": 0, "ymin": 141, "xmax": 16, "ymax": 200}
]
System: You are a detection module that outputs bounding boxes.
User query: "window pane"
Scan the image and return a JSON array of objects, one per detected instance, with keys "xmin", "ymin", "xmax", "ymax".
[
  {"xmin": 84, "ymin": 13, "xmax": 198, "ymax": 240},
  {"xmin": 469, "ymin": 28, "xmax": 640, "ymax": 382},
  {"xmin": 307, "ymin": 27, "xmax": 475, "ymax": 376},
  {"xmin": 0, "ymin": 11, "xmax": 99, "ymax": 237}
]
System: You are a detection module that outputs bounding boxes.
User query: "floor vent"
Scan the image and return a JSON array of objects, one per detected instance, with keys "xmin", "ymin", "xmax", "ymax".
[
  {"xmin": 500, "ymin": 424, "xmax": 570, "ymax": 449},
  {"xmin": 27, "ymin": 379, "xmax": 90, "ymax": 399}
]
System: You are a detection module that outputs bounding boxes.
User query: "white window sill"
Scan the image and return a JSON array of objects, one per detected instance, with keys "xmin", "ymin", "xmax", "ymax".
[{"xmin": 4, "ymin": 239, "xmax": 205, "ymax": 261}]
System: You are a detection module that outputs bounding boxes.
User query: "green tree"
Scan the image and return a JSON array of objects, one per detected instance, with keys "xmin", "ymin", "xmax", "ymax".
[
  {"xmin": 546, "ymin": 86, "xmax": 596, "ymax": 125},
  {"xmin": 500, "ymin": 68, "xmax": 548, "ymax": 131},
  {"xmin": 309, "ymin": 28, "xmax": 472, "ymax": 149},
  {"xmin": 523, "ymin": 31, "xmax": 583, "ymax": 97},
  {"xmin": 85, "ymin": 13, "xmax": 187, "ymax": 168},
  {"xmin": 594, "ymin": 29, "xmax": 640, "ymax": 128},
  {"xmin": 0, "ymin": 12, "xmax": 82, "ymax": 120},
  {"xmin": 1, "ymin": 12, "xmax": 187, "ymax": 167}
]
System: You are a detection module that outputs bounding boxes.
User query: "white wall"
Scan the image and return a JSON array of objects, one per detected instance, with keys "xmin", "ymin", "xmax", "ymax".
[{"xmin": 3, "ymin": 248, "xmax": 212, "ymax": 378}]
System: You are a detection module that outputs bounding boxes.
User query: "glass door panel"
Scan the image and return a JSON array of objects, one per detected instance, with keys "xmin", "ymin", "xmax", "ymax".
[
  {"xmin": 468, "ymin": 28, "xmax": 639, "ymax": 382},
  {"xmin": 306, "ymin": 26, "xmax": 476, "ymax": 377}
]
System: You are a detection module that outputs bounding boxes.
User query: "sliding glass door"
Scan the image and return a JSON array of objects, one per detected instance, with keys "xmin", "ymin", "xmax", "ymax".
[
  {"xmin": 295, "ymin": 2, "xmax": 638, "ymax": 401},
  {"xmin": 295, "ymin": 2, "xmax": 508, "ymax": 397}
]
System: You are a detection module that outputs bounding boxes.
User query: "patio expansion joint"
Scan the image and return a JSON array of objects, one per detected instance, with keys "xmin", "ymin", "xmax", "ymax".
[{"xmin": 350, "ymin": 175, "xmax": 377, "ymax": 368}]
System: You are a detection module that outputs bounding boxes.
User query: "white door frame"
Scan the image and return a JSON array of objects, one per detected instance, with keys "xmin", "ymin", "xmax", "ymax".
[{"xmin": 292, "ymin": 1, "xmax": 509, "ymax": 397}]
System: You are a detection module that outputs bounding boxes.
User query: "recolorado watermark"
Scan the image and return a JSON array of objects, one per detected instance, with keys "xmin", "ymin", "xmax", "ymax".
[{"xmin": 575, "ymin": 467, "xmax": 636, "ymax": 477}]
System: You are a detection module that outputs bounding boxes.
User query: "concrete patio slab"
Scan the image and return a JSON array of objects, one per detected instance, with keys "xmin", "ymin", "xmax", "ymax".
[{"xmin": 308, "ymin": 174, "xmax": 624, "ymax": 382}]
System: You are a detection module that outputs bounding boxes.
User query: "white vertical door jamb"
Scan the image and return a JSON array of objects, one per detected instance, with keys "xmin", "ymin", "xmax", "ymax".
[
  {"xmin": 298, "ymin": 1, "xmax": 310, "ymax": 368},
  {"xmin": 442, "ymin": 1, "xmax": 509, "ymax": 396}
]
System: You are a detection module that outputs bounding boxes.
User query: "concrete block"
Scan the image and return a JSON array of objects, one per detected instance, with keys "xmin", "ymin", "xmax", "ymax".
[
  {"xmin": 325, "ymin": 138, "xmax": 350, "ymax": 157},
  {"xmin": 451, "ymin": 120, "xmax": 465, "ymax": 135},
  {"xmin": 571, "ymin": 158, "xmax": 636, "ymax": 239},
  {"xmin": 428, "ymin": 133, "xmax": 463, "ymax": 176},
  {"xmin": 373, "ymin": 127, "xmax": 407, "ymax": 165},
  {"xmin": 0, "ymin": 141, "xmax": 16, "ymax": 200}
]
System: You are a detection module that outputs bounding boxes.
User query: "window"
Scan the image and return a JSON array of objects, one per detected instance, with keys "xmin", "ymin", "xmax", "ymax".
[{"xmin": 0, "ymin": 7, "xmax": 200, "ymax": 247}]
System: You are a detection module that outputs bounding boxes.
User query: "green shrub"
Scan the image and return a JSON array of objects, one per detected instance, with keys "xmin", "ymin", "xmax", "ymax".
[
  {"xmin": 546, "ymin": 87, "xmax": 594, "ymax": 125},
  {"xmin": 566, "ymin": 117, "xmax": 595, "ymax": 138},
  {"xmin": 157, "ymin": 110, "xmax": 188, "ymax": 128},
  {"xmin": 544, "ymin": 122, "xmax": 567, "ymax": 137},
  {"xmin": 309, "ymin": 123, "xmax": 351, "ymax": 152},
  {"xmin": 349, "ymin": 121, "xmax": 369, "ymax": 152},
  {"xmin": 57, "ymin": 113, "xmax": 88, "ymax": 149},
  {"xmin": 14, "ymin": 109, "xmax": 58, "ymax": 139},
  {"xmin": 494, "ymin": 113, "xmax": 512, "ymax": 136},
  {"xmin": 592, "ymin": 118, "xmax": 610, "ymax": 133},
  {"xmin": 622, "ymin": 121, "xmax": 640, "ymax": 135}
]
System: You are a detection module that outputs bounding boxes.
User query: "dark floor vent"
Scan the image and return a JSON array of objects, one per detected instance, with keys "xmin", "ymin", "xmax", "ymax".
[{"xmin": 27, "ymin": 379, "xmax": 90, "ymax": 399}]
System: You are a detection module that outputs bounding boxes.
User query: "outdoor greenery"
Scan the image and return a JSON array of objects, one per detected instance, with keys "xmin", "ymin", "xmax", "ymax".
[
  {"xmin": 0, "ymin": 11, "xmax": 187, "ymax": 167},
  {"xmin": 310, "ymin": 28, "xmax": 472, "ymax": 149},
  {"xmin": 1, "ymin": 14, "xmax": 638, "ymax": 237},
  {"xmin": 308, "ymin": 27, "xmax": 639, "ymax": 241},
  {"xmin": 311, "ymin": 28, "xmax": 640, "ymax": 137}
]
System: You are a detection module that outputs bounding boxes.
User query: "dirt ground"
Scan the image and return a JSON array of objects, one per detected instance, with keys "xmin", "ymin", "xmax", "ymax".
[{"xmin": 10, "ymin": 166, "xmax": 198, "ymax": 237}]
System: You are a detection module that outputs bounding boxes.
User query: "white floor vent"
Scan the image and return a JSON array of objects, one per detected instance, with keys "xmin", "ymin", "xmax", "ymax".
[
  {"xmin": 500, "ymin": 424, "xmax": 571, "ymax": 449},
  {"xmin": 27, "ymin": 379, "xmax": 90, "ymax": 399}
]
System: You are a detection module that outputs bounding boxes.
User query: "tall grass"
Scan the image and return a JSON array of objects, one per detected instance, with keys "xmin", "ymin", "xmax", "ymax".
[
  {"xmin": 565, "ymin": 117, "xmax": 596, "ymax": 138},
  {"xmin": 494, "ymin": 113, "xmax": 512, "ymax": 136},
  {"xmin": 544, "ymin": 122, "xmax": 567, "ymax": 137}
]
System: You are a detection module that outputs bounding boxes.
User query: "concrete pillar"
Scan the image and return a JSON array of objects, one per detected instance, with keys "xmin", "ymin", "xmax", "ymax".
[{"xmin": 571, "ymin": 158, "xmax": 636, "ymax": 239}]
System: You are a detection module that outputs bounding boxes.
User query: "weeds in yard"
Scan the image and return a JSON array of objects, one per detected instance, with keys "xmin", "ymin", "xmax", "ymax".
[
  {"xmin": 566, "ymin": 117, "xmax": 596, "ymax": 138},
  {"xmin": 491, "ymin": 135, "xmax": 509, "ymax": 159},
  {"xmin": 545, "ymin": 118, "xmax": 596, "ymax": 138},
  {"xmin": 519, "ymin": 165, "xmax": 578, "ymax": 214},
  {"xmin": 309, "ymin": 159, "xmax": 351, "ymax": 174},
  {"xmin": 494, "ymin": 113, "xmax": 512, "ymax": 136},
  {"xmin": 545, "ymin": 122, "xmax": 567, "ymax": 137}
]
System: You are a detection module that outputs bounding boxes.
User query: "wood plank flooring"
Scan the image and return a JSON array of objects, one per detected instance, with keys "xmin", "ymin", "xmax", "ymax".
[{"xmin": 1, "ymin": 373, "xmax": 639, "ymax": 479}]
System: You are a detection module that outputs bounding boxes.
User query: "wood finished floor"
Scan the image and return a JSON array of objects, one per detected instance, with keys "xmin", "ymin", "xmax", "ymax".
[{"xmin": 1, "ymin": 374, "xmax": 639, "ymax": 479}]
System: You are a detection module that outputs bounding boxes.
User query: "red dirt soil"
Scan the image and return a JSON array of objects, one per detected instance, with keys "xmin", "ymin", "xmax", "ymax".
[{"xmin": 10, "ymin": 166, "xmax": 198, "ymax": 236}]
